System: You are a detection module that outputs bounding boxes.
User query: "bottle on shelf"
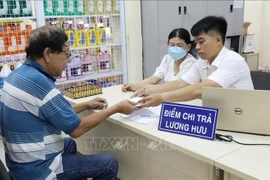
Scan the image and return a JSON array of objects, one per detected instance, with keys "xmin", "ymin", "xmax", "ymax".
[
  {"xmin": 6, "ymin": 24, "xmax": 18, "ymax": 55},
  {"xmin": 84, "ymin": 0, "xmax": 96, "ymax": 15},
  {"xmin": 21, "ymin": 0, "xmax": 33, "ymax": 16},
  {"xmin": 56, "ymin": 68, "xmax": 67, "ymax": 82},
  {"xmin": 86, "ymin": 27, "xmax": 97, "ymax": 46},
  {"xmin": 103, "ymin": 50, "xmax": 111, "ymax": 71},
  {"xmin": 106, "ymin": 76, "xmax": 117, "ymax": 87},
  {"xmin": 0, "ymin": 0, "xmax": 9, "ymax": 18},
  {"xmin": 85, "ymin": 16, "xmax": 97, "ymax": 46},
  {"xmin": 0, "ymin": 29, "xmax": 6, "ymax": 56},
  {"xmin": 13, "ymin": 55, "xmax": 22, "ymax": 69},
  {"xmin": 110, "ymin": 47, "xmax": 115, "ymax": 72},
  {"xmin": 97, "ymin": 27, "xmax": 107, "ymax": 45},
  {"xmin": 104, "ymin": 17, "xmax": 113, "ymax": 44},
  {"xmin": 104, "ymin": 0, "xmax": 112, "ymax": 14},
  {"xmin": 55, "ymin": 0, "xmax": 65, "ymax": 16},
  {"xmin": 24, "ymin": 24, "xmax": 32, "ymax": 47},
  {"xmin": 75, "ymin": 23, "xmax": 86, "ymax": 47},
  {"xmin": 44, "ymin": 0, "xmax": 54, "ymax": 16},
  {"xmin": 63, "ymin": 22, "xmax": 76, "ymax": 48},
  {"xmin": 2, "ymin": 25, "xmax": 10, "ymax": 55},
  {"xmin": 66, "ymin": 55, "xmax": 82, "ymax": 80},
  {"xmin": 0, "ymin": 60, "xmax": 12, "ymax": 90},
  {"xmin": 12, "ymin": 0, "xmax": 21, "ymax": 17},
  {"xmin": 81, "ymin": 52, "xmax": 93, "ymax": 76},
  {"xmin": 98, "ymin": 50, "xmax": 111, "ymax": 73},
  {"xmin": 65, "ymin": 0, "xmax": 75, "ymax": 16},
  {"xmin": 103, "ymin": 16, "xmax": 110, "ymax": 28},
  {"xmin": 0, "ymin": 57, "xmax": 4, "ymax": 72},
  {"xmin": 111, "ymin": 59, "xmax": 115, "ymax": 72},
  {"xmin": 20, "ymin": 53, "xmax": 26, "ymax": 63},
  {"xmin": 112, "ymin": 0, "xmax": 120, "ymax": 14},
  {"xmin": 15, "ymin": 24, "xmax": 26, "ymax": 54},
  {"xmin": 96, "ymin": 0, "xmax": 104, "ymax": 15},
  {"xmin": 6, "ymin": 55, "xmax": 14, "ymax": 71},
  {"xmin": 93, "ymin": 55, "xmax": 98, "ymax": 75},
  {"xmin": 111, "ymin": 76, "xmax": 118, "ymax": 86},
  {"xmin": 74, "ymin": 0, "xmax": 84, "ymax": 15}
]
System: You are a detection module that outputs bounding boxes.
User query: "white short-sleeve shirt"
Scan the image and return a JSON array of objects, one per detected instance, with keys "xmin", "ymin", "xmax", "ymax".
[
  {"xmin": 181, "ymin": 47, "xmax": 254, "ymax": 90},
  {"xmin": 153, "ymin": 53, "xmax": 196, "ymax": 82}
]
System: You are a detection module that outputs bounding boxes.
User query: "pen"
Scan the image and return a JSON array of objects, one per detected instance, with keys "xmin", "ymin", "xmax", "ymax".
[
  {"xmin": 136, "ymin": 88, "xmax": 146, "ymax": 97},
  {"xmin": 140, "ymin": 114, "xmax": 159, "ymax": 118}
]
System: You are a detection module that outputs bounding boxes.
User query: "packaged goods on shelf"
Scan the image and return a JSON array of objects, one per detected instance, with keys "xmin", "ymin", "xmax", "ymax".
[{"xmin": 64, "ymin": 84, "xmax": 102, "ymax": 99}]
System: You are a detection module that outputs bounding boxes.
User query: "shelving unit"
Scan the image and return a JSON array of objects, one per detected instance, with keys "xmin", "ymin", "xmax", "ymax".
[
  {"xmin": 43, "ymin": 0, "xmax": 125, "ymax": 92},
  {"xmin": 0, "ymin": 0, "xmax": 37, "ymax": 78},
  {"xmin": 45, "ymin": 14, "xmax": 120, "ymax": 18},
  {"xmin": 0, "ymin": 16, "xmax": 36, "ymax": 20},
  {"xmin": 70, "ymin": 43, "xmax": 121, "ymax": 51},
  {"xmin": 0, "ymin": 0, "xmax": 127, "ymax": 93},
  {"xmin": 56, "ymin": 71, "xmax": 123, "ymax": 85}
]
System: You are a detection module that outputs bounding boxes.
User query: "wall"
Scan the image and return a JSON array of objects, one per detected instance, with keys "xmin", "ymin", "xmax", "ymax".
[
  {"xmin": 260, "ymin": 1, "xmax": 270, "ymax": 65},
  {"xmin": 124, "ymin": 0, "xmax": 269, "ymax": 80},
  {"xmin": 124, "ymin": 1, "xmax": 143, "ymax": 82},
  {"xmin": 243, "ymin": 1, "xmax": 263, "ymax": 64},
  {"xmin": 244, "ymin": 1, "xmax": 270, "ymax": 66},
  {"xmin": 244, "ymin": 1, "xmax": 262, "ymax": 54}
]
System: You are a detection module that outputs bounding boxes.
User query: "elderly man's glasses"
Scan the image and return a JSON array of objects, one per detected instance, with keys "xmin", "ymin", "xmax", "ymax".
[{"xmin": 62, "ymin": 50, "xmax": 72, "ymax": 59}]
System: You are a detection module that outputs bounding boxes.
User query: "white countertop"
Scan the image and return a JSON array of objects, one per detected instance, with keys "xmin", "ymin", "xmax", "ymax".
[
  {"xmin": 215, "ymin": 135, "xmax": 270, "ymax": 180},
  {"xmin": 65, "ymin": 85, "xmax": 269, "ymax": 178}
]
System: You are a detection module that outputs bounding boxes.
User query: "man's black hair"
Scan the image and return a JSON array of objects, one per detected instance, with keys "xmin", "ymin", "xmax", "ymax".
[{"xmin": 191, "ymin": 16, "xmax": 227, "ymax": 44}]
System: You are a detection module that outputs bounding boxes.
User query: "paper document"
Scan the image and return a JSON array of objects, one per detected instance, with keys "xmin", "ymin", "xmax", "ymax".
[
  {"xmin": 121, "ymin": 105, "xmax": 161, "ymax": 124},
  {"xmin": 129, "ymin": 97, "xmax": 144, "ymax": 107},
  {"xmin": 129, "ymin": 97, "xmax": 142, "ymax": 103}
]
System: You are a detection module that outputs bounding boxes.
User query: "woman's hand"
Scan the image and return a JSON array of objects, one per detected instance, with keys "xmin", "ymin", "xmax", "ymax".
[{"xmin": 122, "ymin": 83, "xmax": 145, "ymax": 92}]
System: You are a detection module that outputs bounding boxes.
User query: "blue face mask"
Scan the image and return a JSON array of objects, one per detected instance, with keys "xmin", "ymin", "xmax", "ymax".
[{"xmin": 168, "ymin": 46, "xmax": 187, "ymax": 61}]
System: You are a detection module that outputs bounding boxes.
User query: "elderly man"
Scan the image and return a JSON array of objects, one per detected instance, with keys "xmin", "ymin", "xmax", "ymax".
[{"xmin": 0, "ymin": 26, "xmax": 138, "ymax": 180}]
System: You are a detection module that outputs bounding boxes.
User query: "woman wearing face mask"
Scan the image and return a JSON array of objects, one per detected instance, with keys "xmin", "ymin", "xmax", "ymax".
[{"xmin": 122, "ymin": 28, "xmax": 197, "ymax": 92}]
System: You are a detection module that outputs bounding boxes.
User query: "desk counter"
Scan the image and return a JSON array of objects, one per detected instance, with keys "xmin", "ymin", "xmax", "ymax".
[
  {"xmin": 66, "ymin": 85, "xmax": 267, "ymax": 180},
  {"xmin": 216, "ymin": 136, "xmax": 270, "ymax": 180}
]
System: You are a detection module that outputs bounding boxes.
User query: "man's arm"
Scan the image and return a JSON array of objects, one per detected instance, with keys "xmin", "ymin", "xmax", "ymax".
[
  {"xmin": 72, "ymin": 97, "xmax": 108, "ymax": 114},
  {"xmin": 162, "ymin": 79, "xmax": 222, "ymax": 102},
  {"xmin": 69, "ymin": 100, "xmax": 138, "ymax": 138},
  {"xmin": 72, "ymin": 102, "xmax": 87, "ymax": 114},
  {"xmin": 131, "ymin": 78, "xmax": 190, "ymax": 98},
  {"xmin": 139, "ymin": 79, "xmax": 222, "ymax": 107},
  {"xmin": 149, "ymin": 78, "xmax": 190, "ymax": 94},
  {"xmin": 69, "ymin": 105, "xmax": 118, "ymax": 138}
]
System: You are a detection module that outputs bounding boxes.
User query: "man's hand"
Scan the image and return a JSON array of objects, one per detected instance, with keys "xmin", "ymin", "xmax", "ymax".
[
  {"xmin": 85, "ymin": 97, "xmax": 108, "ymax": 110},
  {"xmin": 130, "ymin": 88, "xmax": 150, "ymax": 99},
  {"xmin": 114, "ymin": 100, "xmax": 140, "ymax": 115},
  {"xmin": 138, "ymin": 93, "xmax": 165, "ymax": 107}
]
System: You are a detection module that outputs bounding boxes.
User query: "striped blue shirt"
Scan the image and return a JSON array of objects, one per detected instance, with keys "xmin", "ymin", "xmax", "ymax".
[{"xmin": 0, "ymin": 59, "xmax": 81, "ymax": 180}]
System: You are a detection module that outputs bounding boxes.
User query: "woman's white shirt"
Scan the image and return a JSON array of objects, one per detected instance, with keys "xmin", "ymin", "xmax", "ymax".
[{"xmin": 153, "ymin": 53, "xmax": 196, "ymax": 82}]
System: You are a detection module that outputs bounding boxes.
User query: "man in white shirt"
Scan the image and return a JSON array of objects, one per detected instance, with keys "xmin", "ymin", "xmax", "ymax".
[{"xmin": 134, "ymin": 16, "xmax": 254, "ymax": 107}]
